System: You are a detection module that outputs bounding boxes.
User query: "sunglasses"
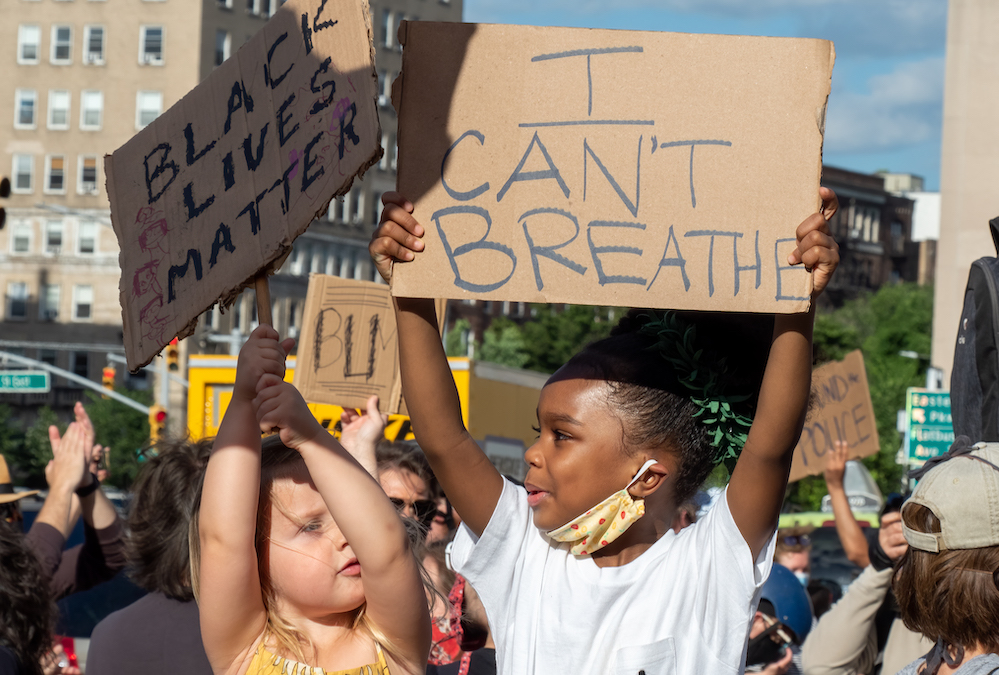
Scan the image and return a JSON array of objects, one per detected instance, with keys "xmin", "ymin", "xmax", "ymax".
[
  {"xmin": 780, "ymin": 534, "xmax": 811, "ymax": 547},
  {"xmin": 389, "ymin": 497, "xmax": 437, "ymax": 528}
]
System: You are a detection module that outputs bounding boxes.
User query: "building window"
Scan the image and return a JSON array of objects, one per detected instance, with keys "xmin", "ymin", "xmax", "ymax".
[
  {"xmin": 73, "ymin": 285, "xmax": 93, "ymax": 321},
  {"xmin": 39, "ymin": 284, "xmax": 60, "ymax": 321},
  {"xmin": 349, "ymin": 190, "xmax": 363, "ymax": 225},
  {"xmin": 371, "ymin": 191, "xmax": 382, "ymax": 225},
  {"xmin": 51, "ymin": 25, "xmax": 73, "ymax": 64},
  {"xmin": 11, "ymin": 222, "xmax": 31, "ymax": 254},
  {"xmin": 48, "ymin": 90, "xmax": 70, "ymax": 130},
  {"xmin": 215, "ymin": 30, "xmax": 230, "ymax": 66},
  {"xmin": 140, "ymin": 26, "xmax": 164, "ymax": 64},
  {"xmin": 71, "ymin": 351, "xmax": 89, "ymax": 378},
  {"xmin": 79, "ymin": 156, "xmax": 99, "ymax": 194},
  {"xmin": 377, "ymin": 70, "xmax": 388, "ymax": 107},
  {"xmin": 382, "ymin": 10, "xmax": 394, "ymax": 48},
  {"xmin": 379, "ymin": 133, "xmax": 390, "ymax": 170},
  {"xmin": 78, "ymin": 221, "xmax": 97, "ymax": 254},
  {"xmin": 44, "ymin": 156, "xmax": 66, "ymax": 194},
  {"xmin": 6, "ymin": 283, "xmax": 28, "ymax": 320},
  {"xmin": 18, "ymin": 25, "xmax": 41, "ymax": 64},
  {"xmin": 83, "ymin": 26, "xmax": 105, "ymax": 64},
  {"xmin": 80, "ymin": 91, "xmax": 103, "ymax": 129},
  {"xmin": 12, "ymin": 155, "xmax": 33, "ymax": 193},
  {"xmin": 136, "ymin": 91, "xmax": 162, "ymax": 129},
  {"xmin": 39, "ymin": 350, "xmax": 57, "ymax": 366},
  {"xmin": 14, "ymin": 89, "xmax": 37, "ymax": 129},
  {"xmin": 45, "ymin": 221, "xmax": 64, "ymax": 254}
]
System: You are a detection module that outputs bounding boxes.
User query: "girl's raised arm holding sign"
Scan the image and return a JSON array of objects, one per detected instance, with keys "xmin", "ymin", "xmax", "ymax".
[{"xmin": 371, "ymin": 188, "xmax": 839, "ymax": 675}]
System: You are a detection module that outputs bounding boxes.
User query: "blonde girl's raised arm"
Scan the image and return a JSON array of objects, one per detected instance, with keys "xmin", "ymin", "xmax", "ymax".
[
  {"xmin": 255, "ymin": 378, "xmax": 432, "ymax": 674},
  {"xmin": 198, "ymin": 326, "xmax": 291, "ymax": 673},
  {"xmin": 370, "ymin": 192, "xmax": 504, "ymax": 536}
]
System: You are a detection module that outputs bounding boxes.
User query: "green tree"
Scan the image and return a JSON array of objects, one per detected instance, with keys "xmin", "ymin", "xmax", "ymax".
[
  {"xmin": 83, "ymin": 388, "xmax": 154, "ymax": 489},
  {"xmin": 2, "ymin": 389, "xmax": 153, "ymax": 491},
  {"xmin": 786, "ymin": 283, "xmax": 934, "ymax": 510},
  {"xmin": 445, "ymin": 318, "xmax": 471, "ymax": 358},
  {"xmin": 518, "ymin": 305, "xmax": 621, "ymax": 374},
  {"xmin": 6, "ymin": 407, "xmax": 61, "ymax": 489},
  {"xmin": 452, "ymin": 306, "xmax": 622, "ymax": 374},
  {"xmin": 0, "ymin": 405, "xmax": 25, "ymax": 472},
  {"xmin": 478, "ymin": 317, "xmax": 530, "ymax": 369}
]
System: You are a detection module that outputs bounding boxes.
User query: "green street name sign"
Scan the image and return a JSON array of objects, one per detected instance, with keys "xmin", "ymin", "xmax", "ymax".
[
  {"xmin": 905, "ymin": 387, "xmax": 953, "ymax": 465},
  {"xmin": 0, "ymin": 370, "xmax": 50, "ymax": 393}
]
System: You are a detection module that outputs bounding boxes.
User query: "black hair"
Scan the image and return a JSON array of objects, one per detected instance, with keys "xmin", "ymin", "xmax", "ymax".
[
  {"xmin": 565, "ymin": 309, "xmax": 772, "ymax": 504},
  {"xmin": 0, "ymin": 520, "xmax": 55, "ymax": 675}
]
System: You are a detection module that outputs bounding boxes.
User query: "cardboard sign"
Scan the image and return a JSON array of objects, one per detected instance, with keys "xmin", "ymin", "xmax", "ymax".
[
  {"xmin": 391, "ymin": 23, "xmax": 834, "ymax": 313},
  {"xmin": 788, "ymin": 350, "xmax": 879, "ymax": 483},
  {"xmin": 106, "ymin": 0, "xmax": 381, "ymax": 370},
  {"xmin": 293, "ymin": 275, "xmax": 403, "ymax": 413}
]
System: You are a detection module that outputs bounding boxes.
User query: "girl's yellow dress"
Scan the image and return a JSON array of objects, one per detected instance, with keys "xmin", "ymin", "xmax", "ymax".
[{"xmin": 246, "ymin": 642, "xmax": 391, "ymax": 675}]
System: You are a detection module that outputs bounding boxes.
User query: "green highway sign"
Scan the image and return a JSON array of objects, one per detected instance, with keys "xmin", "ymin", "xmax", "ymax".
[
  {"xmin": 0, "ymin": 370, "xmax": 50, "ymax": 393},
  {"xmin": 904, "ymin": 388, "xmax": 954, "ymax": 464}
]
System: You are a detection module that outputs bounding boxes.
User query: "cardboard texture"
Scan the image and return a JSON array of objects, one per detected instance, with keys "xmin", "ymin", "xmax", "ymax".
[
  {"xmin": 293, "ymin": 275, "xmax": 403, "ymax": 413},
  {"xmin": 106, "ymin": 0, "xmax": 381, "ymax": 370},
  {"xmin": 391, "ymin": 22, "xmax": 834, "ymax": 312},
  {"xmin": 788, "ymin": 350, "xmax": 879, "ymax": 483}
]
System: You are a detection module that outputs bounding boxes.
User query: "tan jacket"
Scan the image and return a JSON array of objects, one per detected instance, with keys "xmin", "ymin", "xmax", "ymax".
[{"xmin": 801, "ymin": 566, "xmax": 932, "ymax": 675}]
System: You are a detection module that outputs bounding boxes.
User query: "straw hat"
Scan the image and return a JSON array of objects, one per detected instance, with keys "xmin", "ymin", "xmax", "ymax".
[{"xmin": 0, "ymin": 455, "xmax": 40, "ymax": 504}]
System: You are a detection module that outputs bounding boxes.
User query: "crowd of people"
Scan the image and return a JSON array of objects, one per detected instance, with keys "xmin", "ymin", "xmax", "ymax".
[{"xmin": 0, "ymin": 189, "xmax": 997, "ymax": 675}]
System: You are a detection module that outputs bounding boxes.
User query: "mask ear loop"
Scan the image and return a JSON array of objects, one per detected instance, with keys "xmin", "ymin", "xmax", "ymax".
[{"xmin": 626, "ymin": 459, "xmax": 661, "ymax": 490}]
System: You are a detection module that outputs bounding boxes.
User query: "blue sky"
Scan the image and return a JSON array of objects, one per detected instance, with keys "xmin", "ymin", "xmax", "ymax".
[{"xmin": 462, "ymin": 0, "xmax": 948, "ymax": 191}]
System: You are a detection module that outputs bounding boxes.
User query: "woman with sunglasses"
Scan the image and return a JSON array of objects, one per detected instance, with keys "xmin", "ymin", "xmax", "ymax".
[
  {"xmin": 376, "ymin": 441, "xmax": 439, "ymax": 533},
  {"xmin": 775, "ymin": 526, "xmax": 814, "ymax": 588}
]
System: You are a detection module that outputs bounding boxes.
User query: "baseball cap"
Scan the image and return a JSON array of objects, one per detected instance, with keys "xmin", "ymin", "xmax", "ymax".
[{"xmin": 901, "ymin": 440, "xmax": 999, "ymax": 553}]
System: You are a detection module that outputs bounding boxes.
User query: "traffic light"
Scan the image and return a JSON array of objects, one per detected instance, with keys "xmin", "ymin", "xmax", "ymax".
[
  {"xmin": 101, "ymin": 366, "xmax": 115, "ymax": 395},
  {"xmin": 165, "ymin": 338, "xmax": 179, "ymax": 372},
  {"xmin": 148, "ymin": 405, "xmax": 167, "ymax": 442},
  {"xmin": 0, "ymin": 176, "xmax": 10, "ymax": 230}
]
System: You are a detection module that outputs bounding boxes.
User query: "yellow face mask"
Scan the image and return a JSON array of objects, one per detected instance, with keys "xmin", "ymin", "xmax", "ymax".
[{"xmin": 546, "ymin": 460, "xmax": 658, "ymax": 556}]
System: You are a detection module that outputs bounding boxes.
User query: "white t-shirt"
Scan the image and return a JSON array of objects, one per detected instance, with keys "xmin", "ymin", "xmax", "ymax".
[{"xmin": 450, "ymin": 478, "xmax": 776, "ymax": 675}]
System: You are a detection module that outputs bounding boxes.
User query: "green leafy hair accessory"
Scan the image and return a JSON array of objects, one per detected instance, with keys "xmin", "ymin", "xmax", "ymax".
[{"xmin": 637, "ymin": 311, "xmax": 754, "ymax": 471}]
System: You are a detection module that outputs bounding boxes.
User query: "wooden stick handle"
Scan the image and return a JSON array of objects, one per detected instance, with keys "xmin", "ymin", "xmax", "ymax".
[{"xmin": 254, "ymin": 274, "xmax": 272, "ymax": 326}]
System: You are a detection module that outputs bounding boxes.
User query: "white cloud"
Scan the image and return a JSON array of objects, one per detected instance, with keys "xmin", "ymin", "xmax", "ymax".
[{"xmin": 824, "ymin": 57, "xmax": 944, "ymax": 154}]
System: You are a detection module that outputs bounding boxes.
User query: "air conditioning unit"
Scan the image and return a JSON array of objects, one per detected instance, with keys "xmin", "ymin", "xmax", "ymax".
[
  {"xmin": 142, "ymin": 54, "xmax": 162, "ymax": 65},
  {"xmin": 46, "ymin": 245, "xmax": 61, "ymax": 254},
  {"xmin": 81, "ymin": 185, "xmax": 98, "ymax": 195},
  {"xmin": 86, "ymin": 53, "xmax": 102, "ymax": 64},
  {"xmin": 43, "ymin": 309, "xmax": 58, "ymax": 321},
  {"xmin": 378, "ymin": 94, "xmax": 388, "ymax": 107}
]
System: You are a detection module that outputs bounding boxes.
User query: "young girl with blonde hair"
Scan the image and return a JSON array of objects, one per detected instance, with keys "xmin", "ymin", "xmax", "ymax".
[
  {"xmin": 195, "ymin": 326, "xmax": 430, "ymax": 675},
  {"xmin": 371, "ymin": 188, "xmax": 840, "ymax": 675}
]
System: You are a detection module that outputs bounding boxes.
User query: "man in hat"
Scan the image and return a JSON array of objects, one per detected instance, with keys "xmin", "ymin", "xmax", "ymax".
[
  {"xmin": 0, "ymin": 454, "xmax": 39, "ymax": 525},
  {"xmin": 3, "ymin": 401, "xmax": 125, "ymax": 600}
]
